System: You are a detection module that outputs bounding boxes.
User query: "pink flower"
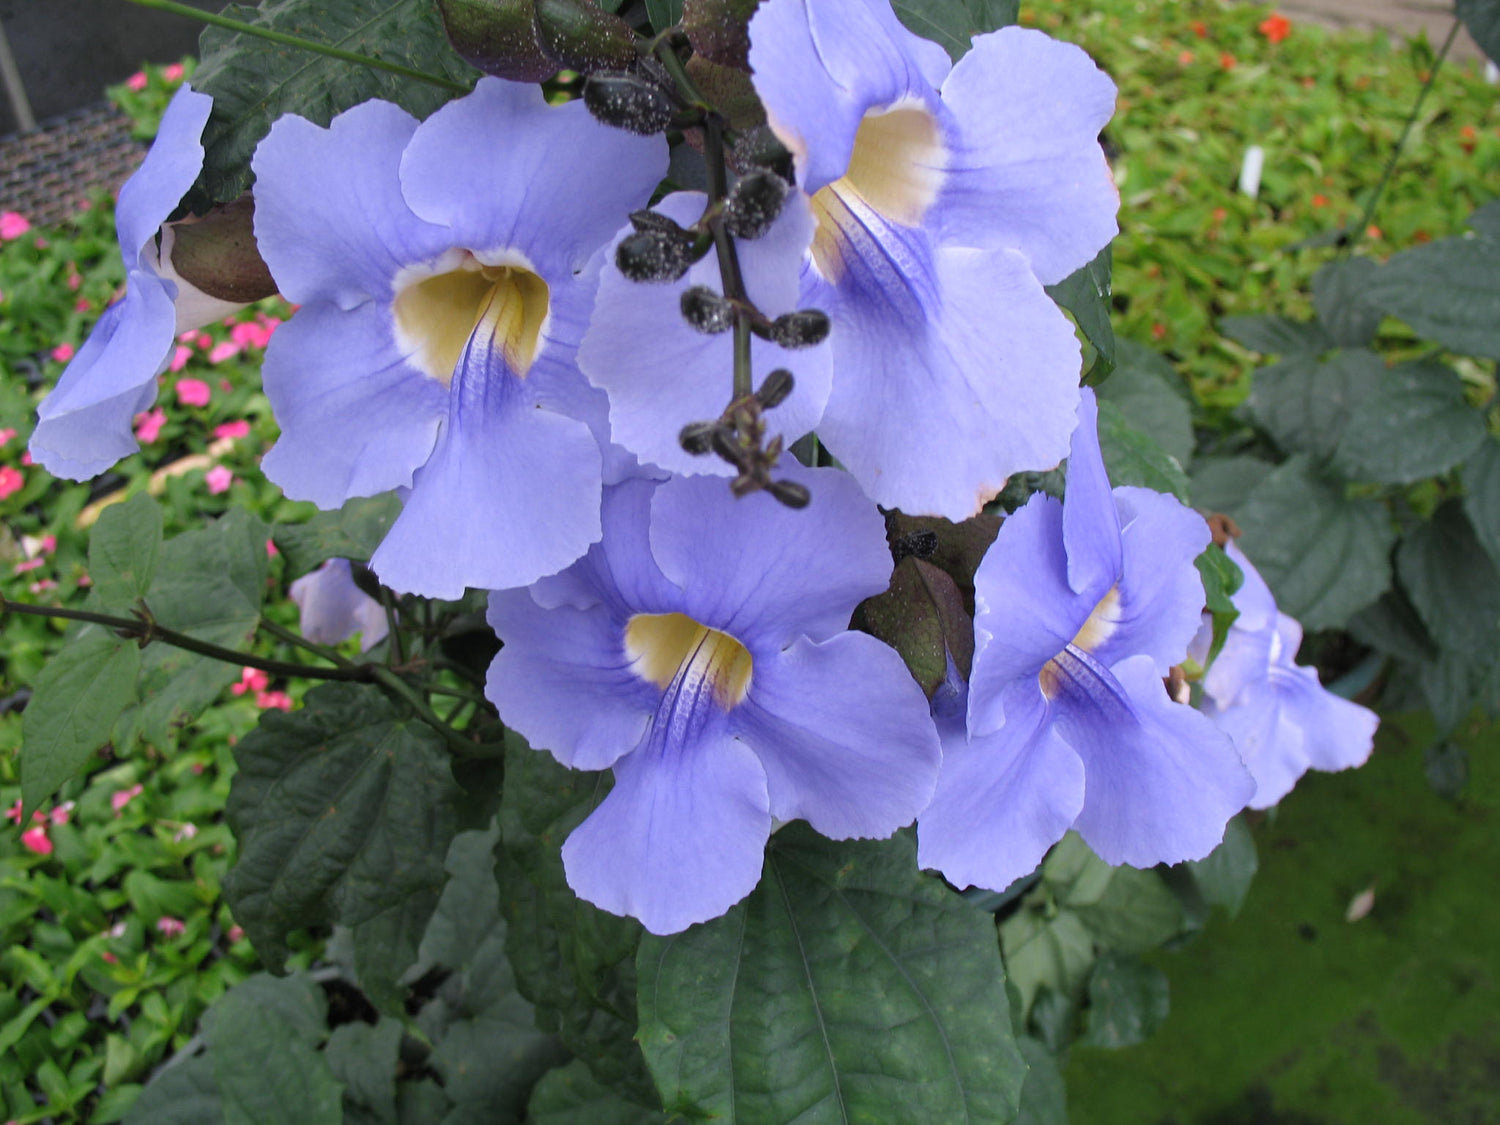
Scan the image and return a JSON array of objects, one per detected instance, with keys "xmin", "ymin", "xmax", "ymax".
[
  {"xmin": 229, "ymin": 321, "xmax": 271, "ymax": 350},
  {"xmin": 156, "ymin": 916, "xmax": 186, "ymax": 938},
  {"xmin": 207, "ymin": 340, "xmax": 241, "ymax": 365},
  {"xmin": 0, "ymin": 428, "xmax": 14, "ymax": 447},
  {"xmin": 50, "ymin": 802, "xmax": 73, "ymax": 826},
  {"xmin": 227, "ymin": 925, "xmax": 246, "ymax": 943},
  {"xmin": 101, "ymin": 951, "xmax": 118, "ymax": 965},
  {"xmin": 134, "ymin": 408, "xmax": 167, "ymax": 443},
  {"xmin": 175, "ymin": 378, "xmax": 211, "ymax": 407},
  {"xmin": 213, "ymin": 420, "xmax": 251, "ymax": 441},
  {"xmin": 51, "ymin": 343, "xmax": 76, "ymax": 363},
  {"xmin": 0, "ymin": 466, "xmax": 23, "ymax": 500},
  {"xmin": 126, "ymin": 71, "xmax": 149, "ymax": 91},
  {"xmin": 0, "ymin": 212, "xmax": 30, "ymax": 240},
  {"xmin": 177, "ymin": 330, "xmax": 197, "ymax": 343},
  {"xmin": 164, "ymin": 63, "xmax": 185, "ymax": 83},
  {"xmin": 21, "ymin": 825, "xmax": 52, "ymax": 856},
  {"xmin": 74, "ymin": 297, "xmax": 91, "ymax": 313},
  {"xmin": 4, "ymin": 800, "xmax": 21, "ymax": 824},
  {"xmin": 256, "ymin": 690, "xmax": 294, "ymax": 711},
  {"xmin": 169, "ymin": 344, "xmax": 194, "ymax": 372},
  {"xmin": 231, "ymin": 667, "xmax": 270, "ymax": 697},
  {"xmin": 20, "ymin": 452, "xmax": 31, "ymax": 466},
  {"xmin": 173, "ymin": 822, "xmax": 198, "ymax": 842},
  {"xmin": 111, "ymin": 783, "xmax": 144, "ymax": 815},
  {"xmin": 194, "ymin": 332, "xmax": 213, "ymax": 350},
  {"xmin": 27, "ymin": 579, "xmax": 57, "ymax": 594},
  {"xmin": 14, "ymin": 558, "xmax": 44, "ymax": 574},
  {"xmin": 265, "ymin": 538, "xmax": 280, "ymax": 558},
  {"xmin": 205, "ymin": 465, "xmax": 233, "ymax": 494}
]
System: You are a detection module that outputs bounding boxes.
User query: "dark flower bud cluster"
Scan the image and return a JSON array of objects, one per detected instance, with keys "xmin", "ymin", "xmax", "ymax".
[
  {"xmin": 584, "ymin": 71, "xmax": 678, "ymax": 136},
  {"xmin": 732, "ymin": 124, "xmax": 795, "ymax": 182},
  {"xmin": 723, "ymin": 171, "xmax": 790, "ymax": 240},
  {"xmin": 616, "ymin": 210, "xmax": 708, "ymax": 283},
  {"xmin": 676, "ymin": 373, "xmax": 807, "ymax": 508},
  {"xmin": 681, "ymin": 286, "xmax": 735, "ymax": 334}
]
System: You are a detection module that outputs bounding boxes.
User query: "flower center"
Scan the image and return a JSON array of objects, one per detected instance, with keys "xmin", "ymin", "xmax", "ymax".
[
  {"xmin": 624, "ymin": 612, "xmax": 753, "ymax": 710},
  {"xmin": 392, "ymin": 251, "xmax": 550, "ymax": 388},
  {"xmin": 1039, "ymin": 586, "xmax": 1122, "ymax": 699},
  {"xmin": 809, "ymin": 100, "xmax": 947, "ymax": 279}
]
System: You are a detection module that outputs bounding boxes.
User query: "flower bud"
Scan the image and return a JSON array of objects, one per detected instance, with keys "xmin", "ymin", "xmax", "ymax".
[
  {"xmin": 533, "ymin": 0, "xmax": 638, "ymax": 73},
  {"xmin": 768, "ymin": 479, "xmax": 811, "ymax": 509},
  {"xmin": 630, "ymin": 209, "xmax": 688, "ymax": 237},
  {"xmin": 679, "ymin": 421, "xmax": 718, "ymax": 455},
  {"xmin": 724, "ymin": 170, "xmax": 790, "ymax": 239},
  {"xmin": 680, "ymin": 286, "xmax": 735, "ymax": 334},
  {"xmin": 755, "ymin": 369, "xmax": 794, "ymax": 410},
  {"xmin": 731, "ymin": 125, "xmax": 795, "ymax": 181},
  {"xmin": 583, "ymin": 71, "xmax": 676, "ymax": 136},
  {"xmin": 616, "ymin": 229, "xmax": 695, "ymax": 283},
  {"xmin": 768, "ymin": 309, "xmax": 830, "ymax": 349}
]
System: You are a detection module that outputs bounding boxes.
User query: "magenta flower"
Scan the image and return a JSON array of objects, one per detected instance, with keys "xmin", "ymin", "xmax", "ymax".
[
  {"xmin": 134, "ymin": 408, "xmax": 167, "ymax": 443},
  {"xmin": 21, "ymin": 825, "xmax": 52, "ymax": 856},
  {"xmin": 175, "ymin": 378, "xmax": 212, "ymax": 406},
  {"xmin": 0, "ymin": 211, "xmax": 30, "ymax": 240},
  {"xmin": 0, "ymin": 466, "xmax": 22, "ymax": 500},
  {"xmin": 205, "ymin": 465, "xmax": 233, "ymax": 494}
]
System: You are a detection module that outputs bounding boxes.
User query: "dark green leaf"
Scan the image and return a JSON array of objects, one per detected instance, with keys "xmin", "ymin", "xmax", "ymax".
[
  {"xmin": 187, "ymin": 0, "xmax": 480, "ymax": 210},
  {"xmin": 1188, "ymin": 454, "xmax": 1275, "ymax": 516},
  {"xmin": 326, "ymin": 1019, "xmax": 403, "ymax": 1125},
  {"xmin": 1185, "ymin": 815, "xmax": 1257, "ymax": 917},
  {"xmin": 856, "ymin": 557, "xmax": 974, "ymax": 695},
  {"xmin": 352, "ymin": 889, "xmax": 446, "ymax": 1014},
  {"xmin": 1347, "ymin": 590, "xmax": 1436, "ymax": 665},
  {"xmin": 1011, "ymin": 1037, "xmax": 1067, "ymax": 1125},
  {"xmin": 205, "ymin": 975, "xmax": 342, "ymax": 1125},
  {"xmin": 1235, "ymin": 455, "xmax": 1394, "ymax": 631},
  {"xmin": 1424, "ymin": 740, "xmax": 1470, "ymax": 800},
  {"xmin": 1048, "ymin": 244, "xmax": 1115, "ymax": 380},
  {"xmin": 644, "ymin": 0, "xmax": 684, "ymax": 33},
  {"xmin": 1456, "ymin": 0, "xmax": 1500, "ymax": 76},
  {"xmin": 1311, "ymin": 257, "xmax": 1383, "ymax": 348},
  {"xmin": 1332, "ymin": 358, "xmax": 1487, "ymax": 484},
  {"xmin": 637, "ymin": 826, "xmax": 1026, "ymax": 1124},
  {"xmin": 1469, "ymin": 200, "xmax": 1500, "ymax": 240},
  {"xmin": 1079, "ymin": 953, "xmax": 1169, "ymax": 1049},
  {"xmin": 1242, "ymin": 348, "xmax": 1385, "ymax": 462},
  {"xmin": 1218, "ymin": 314, "xmax": 1331, "ymax": 356},
  {"xmin": 892, "ymin": 0, "xmax": 1019, "ymax": 60},
  {"xmin": 21, "ymin": 631, "xmax": 140, "ymax": 817},
  {"xmin": 223, "ymin": 682, "xmax": 463, "ymax": 971},
  {"xmin": 274, "ymin": 494, "xmax": 403, "ymax": 577},
  {"xmin": 86, "ymin": 494, "xmax": 163, "ymax": 610},
  {"xmin": 528, "ymin": 1060, "xmax": 664, "ymax": 1124},
  {"xmin": 1462, "ymin": 438, "xmax": 1500, "ymax": 570},
  {"xmin": 1094, "ymin": 399, "xmax": 1190, "ymax": 501},
  {"xmin": 122, "ymin": 1055, "xmax": 220, "ymax": 1125},
  {"xmin": 1396, "ymin": 502, "xmax": 1500, "ymax": 657},
  {"xmin": 999, "ymin": 906, "xmax": 1095, "ymax": 1021},
  {"xmin": 1095, "ymin": 339, "xmax": 1192, "ymax": 465},
  {"xmin": 1194, "ymin": 544, "xmax": 1243, "ymax": 670},
  {"xmin": 1364, "ymin": 230, "xmax": 1500, "ymax": 360},
  {"xmin": 1418, "ymin": 647, "xmax": 1500, "ymax": 733},
  {"xmin": 396, "ymin": 1079, "xmax": 452, "ymax": 1124},
  {"xmin": 1044, "ymin": 835, "xmax": 1186, "ymax": 954}
]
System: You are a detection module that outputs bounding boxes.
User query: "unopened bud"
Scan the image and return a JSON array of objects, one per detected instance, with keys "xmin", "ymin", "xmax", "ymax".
[
  {"xmin": 769, "ymin": 309, "xmax": 830, "ymax": 349},
  {"xmin": 710, "ymin": 427, "xmax": 745, "ymax": 467},
  {"xmin": 681, "ymin": 287, "xmax": 734, "ymax": 334},
  {"xmin": 756, "ymin": 369, "xmax": 794, "ymax": 409},
  {"xmin": 616, "ymin": 230, "xmax": 694, "ymax": 283},
  {"xmin": 768, "ymin": 479, "xmax": 811, "ymax": 509},
  {"xmin": 584, "ymin": 72, "xmax": 676, "ymax": 136},
  {"xmin": 630, "ymin": 209, "xmax": 687, "ymax": 237},
  {"xmin": 732, "ymin": 125, "xmax": 795, "ymax": 181},
  {"xmin": 724, "ymin": 171, "xmax": 790, "ymax": 239},
  {"xmin": 679, "ymin": 421, "xmax": 718, "ymax": 455}
]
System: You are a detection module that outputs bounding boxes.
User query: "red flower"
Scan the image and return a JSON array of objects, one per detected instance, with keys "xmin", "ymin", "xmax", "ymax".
[
  {"xmin": 1259, "ymin": 14, "xmax": 1291, "ymax": 43},
  {"xmin": 1191, "ymin": 20, "xmax": 1209, "ymax": 38}
]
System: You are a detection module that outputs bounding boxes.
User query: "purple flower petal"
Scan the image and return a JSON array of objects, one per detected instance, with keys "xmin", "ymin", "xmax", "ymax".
[
  {"xmin": 1060, "ymin": 388, "xmax": 1121, "ymax": 598},
  {"xmin": 116, "ymin": 86, "xmax": 213, "ymax": 266},
  {"xmin": 289, "ymin": 558, "xmax": 389, "ymax": 652}
]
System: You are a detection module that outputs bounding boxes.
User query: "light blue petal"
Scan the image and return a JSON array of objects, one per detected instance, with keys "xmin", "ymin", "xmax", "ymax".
[
  {"xmin": 116, "ymin": 85, "xmax": 213, "ymax": 266},
  {"xmin": 936, "ymin": 28, "xmax": 1118, "ymax": 284},
  {"xmin": 288, "ymin": 558, "xmax": 388, "ymax": 652},
  {"xmin": 1061, "ymin": 388, "xmax": 1122, "ymax": 598},
  {"xmin": 731, "ymin": 631, "xmax": 940, "ymax": 838}
]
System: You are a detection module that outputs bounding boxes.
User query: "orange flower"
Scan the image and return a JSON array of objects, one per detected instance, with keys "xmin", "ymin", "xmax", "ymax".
[
  {"xmin": 1220, "ymin": 51, "xmax": 1237, "ymax": 70},
  {"xmin": 1191, "ymin": 20, "xmax": 1209, "ymax": 38},
  {"xmin": 1259, "ymin": 14, "xmax": 1291, "ymax": 43}
]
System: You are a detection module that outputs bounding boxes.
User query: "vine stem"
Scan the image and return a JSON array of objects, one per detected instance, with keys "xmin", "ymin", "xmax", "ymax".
[
  {"xmin": 701, "ymin": 113, "xmax": 754, "ymax": 400},
  {"xmin": 120, "ymin": 0, "xmax": 472, "ymax": 94},
  {"xmin": 1342, "ymin": 19, "xmax": 1459, "ymax": 258}
]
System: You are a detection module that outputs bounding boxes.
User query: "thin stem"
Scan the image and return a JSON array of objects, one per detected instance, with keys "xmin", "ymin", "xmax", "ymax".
[
  {"xmin": 702, "ymin": 114, "xmax": 754, "ymax": 399},
  {"xmin": 427, "ymin": 684, "xmax": 490, "ymax": 706},
  {"xmin": 380, "ymin": 588, "xmax": 404, "ymax": 666},
  {"xmin": 651, "ymin": 35, "xmax": 710, "ymax": 111},
  {"xmin": 121, "ymin": 0, "xmax": 472, "ymax": 94},
  {"xmin": 1343, "ymin": 19, "xmax": 1459, "ymax": 258},
  {"xmin": 368, "ymin": 667, "xmax": 492, "ymax": 759},
  {"xmin": 258, "ymin": 617, "xmax": 357, "ymax": 670}
]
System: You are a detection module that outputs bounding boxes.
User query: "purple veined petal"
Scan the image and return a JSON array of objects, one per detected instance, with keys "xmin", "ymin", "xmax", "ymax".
[
  {"xmin": 116, "ymin": 86, "xmax": 213, "ymax": 266},
  {"xmin": 748, "ymin": 0, "xmax": 951, "ymax": 196},
  {"xmin": 369, "ymin": 305, "xmax": 603, "ymax": 598},
  {"xmin": 917, "ymin": 680, "xmax": 1085, "ymax": 893},
  {"xmin": 1087, "ymin": 485, "xmax": 1210, "ymax": 675},
  {"xmin": 578, "ymin": 192, "xmax": 828, "ymax": 478},
  {"xmin": 30, "ymin": 280, "xmax": 174, "ymax": 479},
  {"xmin": 730, "ymin": 631, "xmax": 941, "ymax": 839},
  {"xmin": 1060, "ymin": 387, "xmax": 1122, "ymax": 599},
  {"xmin": 812, "ymin": 238, "xmax": 1082, "ymax": 520},
  {"xmin": 967, "ymin": 493, "xmax": 1091, "ymax": 737},
  {"xmin": 1055, "ymin": 651, "xmax": 1253, "ymax": 868},
  {"xmin": 289, "ymin": 558, "xmax": 389, "ymax": 652},
  {"xmin": 399, "ymin": 78, "xmax": 667, "ymax": 280},
  {"xmin": 936, "ymin": 28, "xmax": 1118, "ymax": 284},
  {"xmin": 561, "ymin": 703, "xmax": 772, "ymax": 935},
  {"xmin": 486, "ymin": 587, "xmax": 657, "ymax": 772},
  {"xmin": 251, "ymin": 100, "xmax": 454, "ymax": 308},
  {"xmin": 260, "ymin": 300, "xmax": 448, "ymax": 508},
  {"xmin": 647, "ymin": 465, "xmax": 890, "ymax": 649}
]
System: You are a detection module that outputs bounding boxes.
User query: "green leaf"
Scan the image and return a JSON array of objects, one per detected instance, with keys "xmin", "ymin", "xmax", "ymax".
[
  {"xmin": 86, "ymin": 494, "xmax": 163, "ymax": 610},
  {"xmin": 1011, "ymin": 1037, "xmax": 1067, "ymax": 1125},
  {"xmin": 999, "ymin": 906, "xmax": 1095, "ymax": 1022},
  {"xmin": 1347, "ymin": 590, "xmax": 1437, "ymax": 665},
  {"xmin": 1048, "ymin": 244, "xmax": 1115, "ymax": 380},
  {"xmin": 274, "ymin": 493, "xmax": 403, "ymax": 576},
  {"xmin": 21, "ymin": 631, "xmax": 140, "ymax": 817},
  {"xmin": 1461, "ymin": 438, "xmax": 1500, "ymax": 571},
  {"xmin": 1094, "ymin": 399, "xmax": 1190, "ymax": 501},
  {"xmin": 1219, "ymin": 314, "xmax": 1331, "ymax": 357},
  {"xmin": 1242, "ymin": 348, "xmax": 1385, "ymax": 463},
  {"xmin": 1188, "ymin": 454, "xmax": 1275, "ymax": 516},
  {"xmin": 1332, "ymin": 358, "xmax": 1487, "ymax": 485},
  {"xmin": 644, "ymin": 0, "xmax": 685, "ymax": 32},
  {"xmin": 1396, "ymin": 502, "xmax": 1500, "ymax": 657},
  {"xmin": 122, "ymin": 1055, "xmax": 220, "ymax": 1125},
  {"xmin": 187, "ymin": 0, "xmax": 481, "ymax": 210},
  {"xmin": 1194, "ymin": 543, "xmax": 1243, "ymax": 669},
  {"xmin": 1078, "ymin": 953, "xmax": 1169, "ymax": 1049},
  {"xmin": 1364, "ymin": 230, "xmax": 1500, "ymax": 360},
  {"xmin": 222, "ymin": 682, "xmax": 463, "ymax": 972},
  {"xmin": 1095, "ymin": 339, "xmax": 1192, "ymax": 465},
  {"xmin": 1185, "ymin": 814, "xmax": 1257, "ymax": 917},
  {"xmin": 1456, "ymin": 1, "xmax": 1500, "ymax": 85},
  {"xmin": 1418, "ymin": 647, "xmax": 1500, "ymax": 733},
  {"xmin": 351, "ymin": 889, "xmax": 446, "ymax": 1014},
  {"xmin": 891, "ymin": 0, "xmax": 1019, "ymax": 61},
  {"xmin": 1235, "ymin": 455, "xmax": 1395, "ymax": 631},
  {"xmin": 528, "ymin": 1060, "xmax": 665, "ymax": 1125},
  {"xmin": 325, "ymin": 1019, "xmax": 403, "ymax": 1125},
  {"xmin": 637, "ymin": 826, "xmax": 1026, "ymax": 1124},
  {"xmin": 1311, "ymin": 257, "xmax": 1384, "ymax": 348},
  {"xmin": 205, "ymin": 975, "xmax": 342, "ymax": 1125},
  {"xmin": 1044, "ymin": 835, "xmax": 1186, "ymax": 954}
]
